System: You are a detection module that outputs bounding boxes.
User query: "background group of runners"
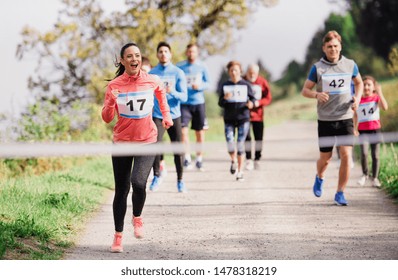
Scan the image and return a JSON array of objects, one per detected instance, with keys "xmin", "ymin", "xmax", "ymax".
[{"xmin": 101, "ymin": 30, "xmax": 388, "ymax": 253}]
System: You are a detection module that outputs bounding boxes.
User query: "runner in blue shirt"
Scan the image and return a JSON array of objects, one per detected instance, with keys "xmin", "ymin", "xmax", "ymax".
[
  {"xmin": 177, "ymin": 43, "xmax": 210, "ymax": 171},
  {"xmin": 149, "ymin": 41, "xmax": 188, "ymax": 192}
]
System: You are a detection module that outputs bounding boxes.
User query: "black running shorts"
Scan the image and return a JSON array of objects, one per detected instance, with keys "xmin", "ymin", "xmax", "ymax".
[{"xmin": 317, "ymin": 119, "xmax": 354, "ymax": 153}]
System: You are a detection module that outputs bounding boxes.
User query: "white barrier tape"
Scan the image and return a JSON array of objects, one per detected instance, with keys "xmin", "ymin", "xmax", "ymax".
[
  {"xmin": 0, "ymin": 132, "xmax": 397, "ymax": 159},
  {"xmin": 318, "ymin": 132, "xmax": 398, "ymax": 148},
  {"xmin": 0, "ymin": 142, "xmax": 222, "ymax": 159}
]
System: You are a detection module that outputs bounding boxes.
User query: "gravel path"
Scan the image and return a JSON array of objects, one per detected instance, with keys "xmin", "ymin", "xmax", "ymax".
[{"xmin": 65, "ymin": 120, "xmax": 398, "ymax": 260}]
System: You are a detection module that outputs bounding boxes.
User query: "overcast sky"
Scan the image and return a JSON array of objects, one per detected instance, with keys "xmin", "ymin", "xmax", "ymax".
[{"xmin": 0, "ymin": 0, "xmax": 343, "ymax": 115}]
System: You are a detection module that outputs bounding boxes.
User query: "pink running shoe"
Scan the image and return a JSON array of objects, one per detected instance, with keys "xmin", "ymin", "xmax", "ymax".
[
  {"xmin": 132, "ymin": 216, "xmax": 144, "ymax": 239},
  {"xmin": 110, "ymin": 232, "xmax": 123, "ymax": 253}
]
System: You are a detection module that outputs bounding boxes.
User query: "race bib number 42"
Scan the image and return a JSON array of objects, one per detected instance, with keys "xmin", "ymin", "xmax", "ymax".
[
  {"xmin": 223, "ymin": 85, "xmax": 248, "ymax": 103},
  {"xmin": 117, "ymin": 90, "xmax": 154, "ymax": 119},
  {"xmin": 321, "ymin": 73, "xmax": 351, "ymax": 95}
]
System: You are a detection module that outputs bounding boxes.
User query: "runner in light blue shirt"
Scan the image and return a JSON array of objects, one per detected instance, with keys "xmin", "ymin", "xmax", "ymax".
[
  {"xmin": 149, "ymin": 42, "xmax": 188, "ymax": 193},
  {"xmin": 176, "ymin": 43, "xmax": 210, "ymax": 171}
]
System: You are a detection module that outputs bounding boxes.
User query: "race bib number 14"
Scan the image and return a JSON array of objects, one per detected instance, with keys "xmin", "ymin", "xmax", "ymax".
[
  {"xmin": 357, "ymin": 101, "xmax": 380, "ymax": 123},
  {"xmin": 117, "ymin": 90, "xmax": 154, "ymax": 119}
]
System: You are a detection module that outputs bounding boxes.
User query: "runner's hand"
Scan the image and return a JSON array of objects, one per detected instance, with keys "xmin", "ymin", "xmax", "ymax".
[
  {"xmin": 224, "ymin": 92, "xmax": 232, "ymax": 100},
  {"xmin": 351, "ymin": 96, "xmax": 359, "ymax": 111},
  {"xmin": 162, "ymin": 119, "xmax": 173, "ymax": 129},
  {"xmin": 317, "ymin": 92, "xmax": 329, "ymax": 103}
]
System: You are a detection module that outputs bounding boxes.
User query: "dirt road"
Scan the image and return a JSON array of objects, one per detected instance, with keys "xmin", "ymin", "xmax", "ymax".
[{"xmin": 65, "ymin": 121, "xmax": 398, "ymax": 260}]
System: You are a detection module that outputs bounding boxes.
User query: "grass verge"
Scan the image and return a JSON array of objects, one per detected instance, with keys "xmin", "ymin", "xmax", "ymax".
[
  {"xmin": 0, "ymin": 156, "xmax": 113, "ymax": 259},
  {"xmin": 379, "ymin": 144, "xmax": 398, "ymax": 199}
]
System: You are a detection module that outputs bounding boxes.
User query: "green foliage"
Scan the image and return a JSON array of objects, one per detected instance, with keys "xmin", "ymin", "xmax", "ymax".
[
  {"xmin": 349, "ymin": 0, "xmax": 398, "ymax": 60},
  {"xmin": 275, "ymin": 60, "xmax": 306, "ymax": 92},
  {"xmin": 379, "ymin": 79, "xmax": 398, "ymax": 132},
  {"xmin": 348, "ymin": 46, "xmax": 389, "ymax": 78},
  {"xmin": 204, "ymin": 91, "xmax": 221, "ymax": 119},
  {"xmin": 282, "ymin": 10, "xmax": 391, "ymax": 87},
  {"xmin": 0, "ymin": 101, "xmax": 112, "ymax": 178},
  {"xmin": 17, "ymin": 0, "xmax": 279, "ymax": 110},
  {"xmin": 379, "ymin": 144, "xmax": 398, "ymax": 199},
  {"xmin": 8, "ymin": 1, "xmax": 279, "ymax": 178},
  {"xmin": 388, "ymin": 47, "xmax": 398, "ymax": 77},
  {"xmin": 16, "ymin": 100, "xmax": 72, "ymax": 142},
  {"xmin": 0, "ymin": 156, "xmax": 113, "ymax": 259}
]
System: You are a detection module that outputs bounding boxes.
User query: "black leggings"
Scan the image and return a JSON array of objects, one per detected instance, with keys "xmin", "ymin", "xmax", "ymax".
[
  {"xmin": 153, "ymin": 117, "xmax": 183, "ymax": 181},
  {"xmin": 112, "ymin": 154, "xmax": 155, "ymax": 232},
  {"xmin": 245, "ymin": 121, "xmax": 264, "ymax": 160},
  {"xmin": 359, "ymin": 130, "xmax": 382, "ymax": 178}
]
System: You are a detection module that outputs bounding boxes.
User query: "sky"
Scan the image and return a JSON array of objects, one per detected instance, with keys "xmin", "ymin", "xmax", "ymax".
[{"xmin": 0, "ymin": 0, "xmax": 344, "ymax": 116}]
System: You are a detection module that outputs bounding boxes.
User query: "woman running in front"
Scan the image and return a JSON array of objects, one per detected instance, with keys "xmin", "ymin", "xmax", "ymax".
[
  {"xmin": 218, "ymin": 60, "xmax": 256, "ymax": 181},
  {"xmin": 102, "ymin": 43, "xmax": 172, "ymax": 253}
]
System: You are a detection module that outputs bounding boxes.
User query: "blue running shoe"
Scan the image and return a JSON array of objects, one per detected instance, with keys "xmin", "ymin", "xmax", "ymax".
[
  {"xmin": 313, "ymin": 175, "xmax": 324, "ymax": 197},
  {"xmin": 183, "ymin": 159, "xmax": 192, "ymax": 170},
  {"xmin": 177, "ymin": 180, "xmax": 187, "ymax": 193},
  {"xmin": 195, "ymin": 160, "xmax": 204, "ymax": 171},
  {"xmin": 149, "ymin": 176, "xmax": 160, "ymax": 191},
  {"xmin": 334, "ymin": 191, "xmax": 348, "ymax": 206}
]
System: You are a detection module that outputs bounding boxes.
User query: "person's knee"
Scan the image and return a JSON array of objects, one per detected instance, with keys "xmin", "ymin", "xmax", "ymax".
[
  {"xmin": 132, "ymin": 184, "xmax": 146, "ymax": 194},
  {"xmin": 319, "ymin": 152, "xmax": 333, "ymax": 165},
  {"xmin": 339, "ymin": 147, "xmax": 352, "ymax": 159},
  {"xmin": 131, "ymin": 177, "xmax": 146, "ymax": 190}
]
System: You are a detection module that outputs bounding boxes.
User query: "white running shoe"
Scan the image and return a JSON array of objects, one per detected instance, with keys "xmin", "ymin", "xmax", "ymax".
[
  {"xmin": 254, "ymin": 160, "xmax": 260, "ymax": 170},
  {"xmin": 245, "ymin": 160, "xmax": 254, "ymax": 171},
  {"xmin": 236, "ymin": 171, "xmax": 244, "ymax": 181},
  {"xmin": 357, "ymin": 175, "xmax": 368, "ymax": 186},
  {"xmin": 372, "ymin": 178, "xmax": 381, "ymax": 188}
]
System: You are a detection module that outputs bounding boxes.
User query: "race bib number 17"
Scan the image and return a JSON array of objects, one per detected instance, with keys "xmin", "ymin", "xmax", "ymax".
[{"xmin": 117, "ymin": 90, "xmax": 154, "ymax": 119}]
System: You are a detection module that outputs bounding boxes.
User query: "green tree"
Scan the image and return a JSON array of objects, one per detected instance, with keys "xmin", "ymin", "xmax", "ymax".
[
  {"xmin": 388, "ymin": 46, "xmax": 398, "ymax": 77},
  {"xmin": 17, "ymin": 0, "xmax": 279, "ymax": 110},
  {"xmin": 349, "ymin": 0, "xmax": 398, "ymax": 60},
  {"xmin": 299, "ymin": 11, "xmax": 389, "ymax": 82},
  {"xmin": 257, "ymin": 59, "xmax": 273, "ymax": 81},
  {"xmin": 14, "ymin": 0, "xmax": 280, "ymax": 144}
]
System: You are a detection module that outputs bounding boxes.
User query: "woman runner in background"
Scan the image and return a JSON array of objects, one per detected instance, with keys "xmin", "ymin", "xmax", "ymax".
[{"xmin": 218, "ymin": 60, "xmax": 256, "ymax": 181}]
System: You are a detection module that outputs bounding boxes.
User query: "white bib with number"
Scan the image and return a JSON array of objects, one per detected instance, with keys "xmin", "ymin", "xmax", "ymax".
[
  {"xmin": 321, "ymin": 73, "xmax": 351, "ymax": 95},
  {"xmin": 251, "ymin": 84, "xmax": 262, "ymax": 100},
  {"xmin": 223, "ymin": 85, "xmax": 248, "ymax": 103},
  {"xmin": 117, "ymin": 90, "xmax": 154, "ymax": 119},
  {"xmin": 357, "ymin": 101, "xmax": 380, "ymax": 123},
  {"xmin": 186, "ymin": 73, "xmax": 202, "ymax": 89},
  {"xmin": 160, "ymin": 76, "xmax": 176, "ymax": 89}
]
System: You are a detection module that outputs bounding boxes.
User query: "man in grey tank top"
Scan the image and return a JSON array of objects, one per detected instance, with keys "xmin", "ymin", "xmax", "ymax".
[{"xmin": 301, "ymin": 30, "xmax": 363, "ymax": 206}]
